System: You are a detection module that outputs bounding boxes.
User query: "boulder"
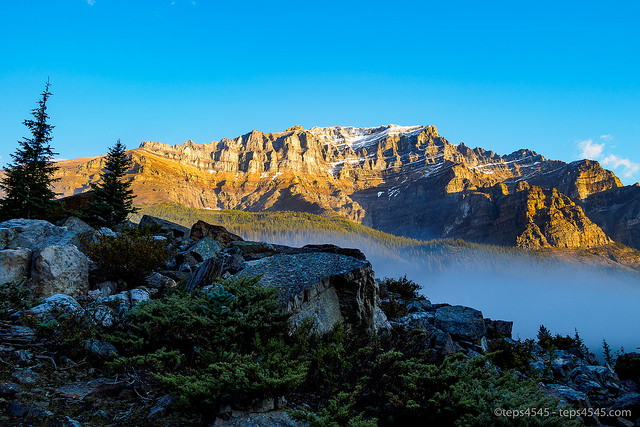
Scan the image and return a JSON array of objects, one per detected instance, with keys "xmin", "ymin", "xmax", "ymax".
[
  {"xmin": 484, "ymin": 318, "xmax": 513, "ymax": 339},
  {"xmin": 545, "ymin": 384, "xmax": 591, "ymax": 407},
  {"xmin": 0, "ymin": 218, "xmax": 84, "ymax": 250},
  {"xmin": 435, "ymin": 305, "xmax": 487, "ymax": 340},
  {"xmin": 184, "ymin": 257, "xmax": 224, "ymax": 292},
  {"xmin": 85, "ymin": 339, "xmax": 118, "ymax": 359},
  {"xmin": 139, "ymin": 215, "xmax": 190, "ymax": 239},
  {"xmin": 31, "ymin": 245, "xmax": 89, "ymax": 298},
  {"xmin": 229, "ymin": 241, "xmax": 276, "ymax": 259},
  {"xmin": 57, "ymin": 217, "xmax": 94, "ymax": 234},
  {"xmin": 0, "ymin": 248, "xmax": 32, "ymax": 283},
  {"xmin": 145, "ymin": 272, "xmax": 177, "ymax": 291},
  {"xmin": 406, "ymin": 298, "xmax": 433, "ymax": 313},
  {"xmin": 395, "ymin": 312, "xmax": 435, "ymax": 330},
  {"xmin": 271, "ymin": 243, "xmax": 366, "ymax": 260},
  {"xmin": 190, "ymin": 220, "xmax": 243, "ymax": 247},
  {"xmin": 28, "ymin": 294, "xmax": 84, "ymax": 321},
  {"xmin": 186, "ymin": 237, "xmax": 222, "ymax": 262},
  {"xmin": 373, "ymin": 305, "xmax": 392, "ymax": 332},
  {"xmin": 237, "ymin": 252, "xmax": 376, "ymax": 334}
]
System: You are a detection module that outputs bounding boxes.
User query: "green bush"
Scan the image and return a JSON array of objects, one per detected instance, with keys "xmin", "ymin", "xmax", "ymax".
[
  {"xmin": 378, "ymin": 275, "xmax": 423, "ymax": 320},
  {"xmin": 106, "ymin": 275, "xmax": 306, "ymax": 411},
  {"xmin": 293, "ymin": 324, "xmax": 572, "ymax": 426},
  {"xmin": 85, "ymin": 233, "xmax": 168, "ymax": 287},
  {"xmin": 382, "ymin": 275, "xmax": 422, "ymax": 301}
]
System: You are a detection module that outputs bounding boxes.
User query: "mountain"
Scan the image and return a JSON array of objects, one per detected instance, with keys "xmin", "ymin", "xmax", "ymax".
[{"xmin": 51, "ymin": 124, "xmax": 639, "ymax": 249}]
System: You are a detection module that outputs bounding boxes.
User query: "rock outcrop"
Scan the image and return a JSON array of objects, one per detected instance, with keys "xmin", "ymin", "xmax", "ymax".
[
  {"xmin": 237, "ymin": 252, "xmax": 377, "ymax": 334},
  {"xmin": 0, "ymin": 218, "xmax": 93, "ymax": 298}
]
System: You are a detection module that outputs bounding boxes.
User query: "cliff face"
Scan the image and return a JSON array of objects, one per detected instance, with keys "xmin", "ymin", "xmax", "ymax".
[
  {"xmin": 51, "ymin": 124, "xmax": 631, "ymax": 249},
  {"xmin": 442, "ymin": 183, "xmax": 612, "ymax": 248}
]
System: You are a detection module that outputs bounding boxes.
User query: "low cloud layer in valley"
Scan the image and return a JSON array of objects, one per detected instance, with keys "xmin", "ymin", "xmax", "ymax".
[{"xmin": 247, "ymin": 229, "xmax": 640, "ymax": 358}]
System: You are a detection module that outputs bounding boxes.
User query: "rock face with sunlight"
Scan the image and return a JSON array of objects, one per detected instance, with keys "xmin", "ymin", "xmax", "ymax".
[{"xmin": 50, "ymin": 124, "xmax": 640, "ymax": 250}]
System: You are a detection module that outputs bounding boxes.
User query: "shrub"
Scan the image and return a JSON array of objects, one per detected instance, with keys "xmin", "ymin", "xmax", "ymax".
[
  {"xmin": 106, "ymin": 275, "xmax": 306, "ymax": 411},
  {"xmin": 378, "ymin": 275, "xmax": 423, "ymax": 320},
  {"xmin": 0, "ymin": 279, "xmax": 32, "ymax": 320},
  {"xmin": 85, "ymin": 233, "xmax": 168, "ymax": 287},
  {"xmin": 382, "ymin": 275, "xmax": 422, "ymax": 301}
]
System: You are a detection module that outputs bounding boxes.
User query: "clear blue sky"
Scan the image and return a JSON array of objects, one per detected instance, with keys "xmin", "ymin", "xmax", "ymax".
[{"xmin": 2, "ymin": 1, "xmax": 640, "ymax": 183}]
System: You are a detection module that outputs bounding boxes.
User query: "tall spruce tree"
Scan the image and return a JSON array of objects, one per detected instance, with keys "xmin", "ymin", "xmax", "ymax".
[
  {"xmin": 0, "ymin": 80, "xmax": 59, "ymax": 220},
  {"xmin": 85, "ymin": 140, "xmax": 139, "ymax": 227}
]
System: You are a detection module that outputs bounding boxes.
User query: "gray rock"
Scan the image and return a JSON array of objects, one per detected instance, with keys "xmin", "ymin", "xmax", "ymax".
[
  {"xmin": 130, "ymin": 288, "xmax": 151, "ymax": 307},
  {"xmin": 238, "ymin": 252, "xmax": 376, "ymax": 334},
  {"xmin": 139, "ymin": 215, "xmax": 190, "ymax": 239},
  {"xmin": 406, "ymin": 298, "xmax": 432, "ymax": 313},
  {"xmin": 97, "ymin": 227, "xmax": 117, "ymax": 238},
  {"xmin": 229, "ymin": 241, "xmax": 276, "ymax": 258},
  {"xmin": 480, "ymin": 336, "xmax": 489, "ymax": 353},
  {"xmin": 433, "ymin": 330, "xmax": 460, "ymax": 359},
  {"xmin": 31, "ymin": 245, "xmax": 89, "ymax": 298},
  {"xmin": 148, "ymin": 394, "xmax": 177, "ymax": 421},
  {"xmin": 58, "ymin": 216, "xmax": 94, "ymax": 234},
  {"xmin": 396, "ymin": 312, "xmax": 435, "ymax": 330},
  {"xmin": 2, "ymin": 325, "xmax": 36, "ymax": 342},
  {"xmin": 28, "ymin": 294, "xmax": 84, "ymax": 321},
  {"xmin": 184, "ymin": 257, "xmax": 224, "ymax": 292},
  {"xmin": 85, "ymin": 339, "xmax": 118, "ymax": 359},
  {"xmin": 0, "ymin": 226, "xmax": 17, "ymax": 248},
  {"xmin": 12, "ymin": 367, "xmax": 38, "ymax": 384},
  {"xmin": 0, "ymin": 248, "xmax": 32, "ymax": 283},
  {"xmin": 99, "ymin": 288, "xmax": 151, "ymax": 317},
  {"xmin": 545, "ymin": 384, "xmax": 591, "ymax": 407},
  {"xmin": 145, "ymin": 272, "xmax": 177, "ymax": 291},
  {"xmin": 97, "ymin": 280, "xmax": 118, "ymax": 297},
  {"xmin": 0, "ymin": 218, "xmax": 82, "ymax": 249},
  {"xmin": 187, "ymin": 237, "xmax": 222, "ymax": 261},
  {"xmin": 88, "ymin": 304, "xmax": 116, "ymax": 328},
  {"xmin": 552, "ymin": 350, "xmax": 581, "ymax": 379},
  {"xmin": 435, "ymin": 305, "xmax": 487, "ymax": 340},
  {"xmin": 373, "ymin": 305, "xmax": 392, "ymax": 332},
  {"xmin": 93, "ymin": 410, "xmax": 109, "ymax": 419}
]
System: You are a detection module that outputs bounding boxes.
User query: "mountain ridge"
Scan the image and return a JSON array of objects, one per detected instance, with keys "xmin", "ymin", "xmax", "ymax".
[{"xmin": 49, "ymin": 124, "xmax": 639, "ymax": 251}]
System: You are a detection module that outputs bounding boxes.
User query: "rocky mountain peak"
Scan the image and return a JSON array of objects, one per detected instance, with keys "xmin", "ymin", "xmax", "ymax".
[{"xmin": 53, "ymin": 124, "xmax": 632, "ymax": 250}]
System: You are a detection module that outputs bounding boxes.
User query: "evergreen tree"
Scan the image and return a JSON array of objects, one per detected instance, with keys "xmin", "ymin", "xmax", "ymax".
[
  {"xmin": 603, "ymin": 339, "xmax": 613, "ymax": 366},
  {"xmin": 0, "ymin": 80, "xmax": 59, "ymax": 220},
  {"xmin": 85, "ymin": 140, "xmax": 139, "ymax": 227}
]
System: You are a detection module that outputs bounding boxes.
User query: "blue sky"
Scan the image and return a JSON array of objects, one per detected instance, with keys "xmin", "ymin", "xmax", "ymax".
[{"xmin": 2, "ymin": 1, "xmax": 640, "ymax": 183}]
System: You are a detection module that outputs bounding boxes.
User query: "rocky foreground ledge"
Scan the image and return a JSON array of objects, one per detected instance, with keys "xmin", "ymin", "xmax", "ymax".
[{"xmin": 0, "ymin": 216, "xmax": 639, "ymax": 426}]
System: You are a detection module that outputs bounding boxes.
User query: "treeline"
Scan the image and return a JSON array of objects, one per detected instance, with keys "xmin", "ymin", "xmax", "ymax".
[{"xmin": 135, "ymin": 202, "xmax": 556, "ymax": 275}]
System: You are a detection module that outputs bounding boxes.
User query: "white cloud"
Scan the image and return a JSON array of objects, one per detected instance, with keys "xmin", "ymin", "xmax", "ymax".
[
  {"xmin": 601, "ymin": 155, "xmax": 640, "ymax": 178},
  {"xmin": 578, "ymin": 139, "xmax": 605, "ymax": 159},
  {"xmin": 87, "ymin": 0, "xmax": 96, "ymax": 5},
  {"xmin": 600, "ymin": 134, "xmax": 613, "ymax": 141}
]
